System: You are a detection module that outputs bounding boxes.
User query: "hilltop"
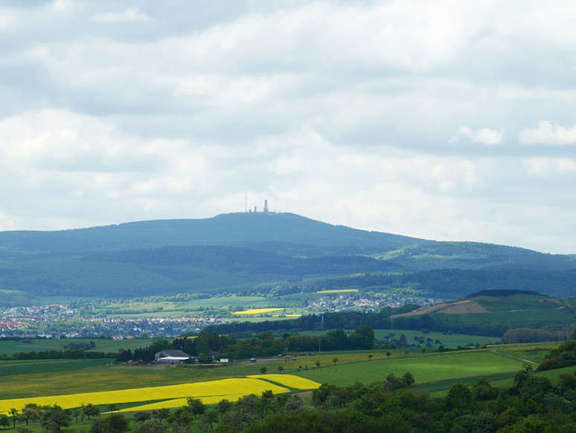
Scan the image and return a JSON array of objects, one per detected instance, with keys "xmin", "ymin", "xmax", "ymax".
[
  {"xmin": 0, "ymin": 212, "xmax": 574, "ymax": 302},
  {"xmin": 0, "ymin": 212, "xmax": 421, "ymax": 254}
]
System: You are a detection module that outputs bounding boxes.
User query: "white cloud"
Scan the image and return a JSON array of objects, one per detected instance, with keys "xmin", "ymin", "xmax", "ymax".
[
  {"xmin": 1, "ymin": 0, "xmax": 576, "ymax": 252},
  {"xmin": 520, "ymin": 121, "xmax": 576, "ymax": 145},
  {"xmin": 523, "ymin": 158, "xmax": 576, "ymax": 176},
  {"xmin": 451, "ymin": 127, "xmax": 504, "ymax": 145},
  {"xmin": 91, "ymin": 8, "xmax": 153, "ymax": 23},
  {"xmin": 0, "ymin": 12, "xmax": 14, "ymax": 28}
]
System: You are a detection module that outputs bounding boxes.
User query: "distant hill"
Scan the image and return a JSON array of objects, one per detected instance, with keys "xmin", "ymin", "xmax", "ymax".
[
  {"xmin": 391, "ymin": 290, "xmax": 576, "ymax": 336},
  {"xmin": 0, "ymin": 212, "xmax": 574, "ymax": 302},
  {"xmin": 0, "ymin": 213, "xmax": 422, "ymax": 254}
]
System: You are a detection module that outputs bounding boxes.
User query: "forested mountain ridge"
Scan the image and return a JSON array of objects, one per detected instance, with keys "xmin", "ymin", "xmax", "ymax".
[
  {"xmin": 0, "ymin": 212, "xmax": 574, "ymax": 301},
  {"xmin": 0, "ymin": 212, "xmax": 422, "ymax": 254}
]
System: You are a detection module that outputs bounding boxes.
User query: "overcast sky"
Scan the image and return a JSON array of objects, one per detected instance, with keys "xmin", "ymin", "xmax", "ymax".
[{"xmin": 1, "ymin": 0, "xmax": 575, "ymax": 253}]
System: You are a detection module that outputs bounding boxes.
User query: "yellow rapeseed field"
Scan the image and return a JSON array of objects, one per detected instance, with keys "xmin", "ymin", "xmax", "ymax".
[
  {"xmin": 250, "ymin": 374, "xmax": 321, "ymax": 390},
  {"xmin": 315, "ymin": 289, "xmax": 359, "ymax": 294},
  {"xmin": 232, "ymin": 308, "xmax": 283, "ymax": 315},
  {"xmin": 113, "ymin": 394, "xmax": 248, "ymax": 413},
  {"xmin": 0, "ymin": 378, "xmax": 289, "ymax": 414}
]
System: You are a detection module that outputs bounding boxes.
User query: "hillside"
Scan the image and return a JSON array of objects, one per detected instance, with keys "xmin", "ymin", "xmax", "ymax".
[
  {"xmin": 0, "ymin": 212, "xmax": 574, "ymax": 301},
  {"xmin": 391, "ymin": 290, "xmax": 576, "ymax": 336}
]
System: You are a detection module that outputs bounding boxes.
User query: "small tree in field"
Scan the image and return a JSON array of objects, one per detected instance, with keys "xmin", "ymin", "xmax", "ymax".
[
  {"xmin": 9, "ymin": 408, "xmax": 18, "ymax": 429},
  {"xmin": 41, "ymin": 406, "xmax": 70, "ymax": 433},
  {"xmin": 260, "ymin": 367, "xmax": 267, "ymax": 374},
  {"xmin": 83, "ymin": 404, "xmax": 100, "ymax": 419}
]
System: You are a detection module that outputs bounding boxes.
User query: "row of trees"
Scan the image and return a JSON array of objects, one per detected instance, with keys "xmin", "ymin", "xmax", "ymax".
[
  {"xmin": 0, "ymin": 350, "xmax": 114, "ymax": 361},
  {"xmin": 116, "ymin": 327, "xmax": 376, "ymax": 363}
]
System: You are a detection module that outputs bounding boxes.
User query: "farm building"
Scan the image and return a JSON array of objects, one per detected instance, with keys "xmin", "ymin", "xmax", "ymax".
[{"xmin": 154, "ymin": 350, "xmax": 190, "ymax": 364}]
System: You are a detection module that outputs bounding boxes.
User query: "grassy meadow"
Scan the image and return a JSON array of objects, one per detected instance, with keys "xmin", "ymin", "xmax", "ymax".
[
  {"xmin": 298, "ymin": 350, "xmax": 524, "ymax": 386},
  {"xmin": 0, "ymin": 338, "xmax": 154, "ymax": 356}
]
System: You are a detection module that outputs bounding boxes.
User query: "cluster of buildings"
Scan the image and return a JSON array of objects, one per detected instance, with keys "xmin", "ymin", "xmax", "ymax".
[
  {"xmin": 307, "ymin": 293, "xmax": 437, "ymax": 313},
  {"xmin": 0, "ymin": 304, "xmax": 77, "ymax": 334}
]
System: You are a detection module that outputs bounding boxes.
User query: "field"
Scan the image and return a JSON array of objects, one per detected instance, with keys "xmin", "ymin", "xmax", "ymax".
[
  {"xmin": 299, "ymin": 350, "xmax": 524, "ymax": 386},
  {"xmin": 232, "ymin": 308, "xmax": 284, "ymax": 315},
  {"xmin": 0, "ymin": 341, "xmax": 564, "ymax": 420},
  {"xmin": 90, "ymin": 296, "xmax": 303, "ymax": 319},
  {"xmin": 0, "ymin": 338, "xmax": 154, "ymax": 356},
  {"xmin": 315, "ymin": 289, "xmax": 358, "ymax": 294},
  {"xmin": 0, "ymin": 345, "xmax": 545, "ymax": 401},
  {"xmin": 0, "ymin": 376, "xmax": 310, "ymax": 414}
]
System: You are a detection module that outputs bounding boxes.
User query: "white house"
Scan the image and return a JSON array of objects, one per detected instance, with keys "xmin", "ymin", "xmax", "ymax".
[{"xmin": 154, "ymin": 350, "xmax": 190, "ymax": 364}]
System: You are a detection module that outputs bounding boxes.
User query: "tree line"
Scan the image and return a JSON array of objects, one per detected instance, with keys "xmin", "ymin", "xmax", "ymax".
[
  {"xmin": 205, "ymin": 307, "xmax": 509, "ymax": 337},
  {"xmin": 116, "ymin": 327, "xmax": 376, "ymax": 363}
]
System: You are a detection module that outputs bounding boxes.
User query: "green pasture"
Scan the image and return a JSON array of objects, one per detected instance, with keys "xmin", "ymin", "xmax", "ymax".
[
  {"xmin": 299, "ymin": 350, "xmax": 524, "ymax": 387},
  {"xmin": 0, "ymin": 338, "xmax": 155, "ymax": 356}
]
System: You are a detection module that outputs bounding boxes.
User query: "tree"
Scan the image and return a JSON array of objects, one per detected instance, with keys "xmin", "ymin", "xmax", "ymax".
[
  {"xmin": 134, "ymin": 412, "xmax": 151, "ymax": 423},
  {"xmin": 151, "ymin": 409, "xmax": 170, "ymax": 420},
  {"xmin": 134, "ymin": 419, "xmax": 165, "ymax": 433},
  {"xmin": 332, "ymin": 357, "xmax": 339, "ymax": 365},
  {"xmin": 9, "ymin": 408, "xmax": 18, "ymax": 429},
  {"xmin": 402, "ymin": 372, "xmax": 415, "ymax": 386},
  {"xmin": 259, "ymin": 367, "xmax": 267, "ymax": 374},
  {"xmin": 40, "ymin": 406, "xmax": 70, "ymax": 433},
  {"xmin": 216, "ymin": 399, "xmax": 232, "ymax": 416},
  {"xmin": 21, "ymin": 404, "xmax": 41, "ymax": 426},
  {"xmin": 104, "ymin": 414, "xmax": 129, "ymax": 433},
  {"xmin": 186, "ymin": 398, "xmax": 206, "ymax": 416},
  {"xmin": 0, "ymin": 415, "xmax": 10, "ymax": 429},
  {"xmin": 277, "ymin": 365, "xmax": 284, "ymax": 373},
  {"xmin": 446, "ymin": 384, "xmax": 472, "ymax": 409},
  {"xmin": 83, "ymin": 404, "xmax": 100, "ymax": 419}
]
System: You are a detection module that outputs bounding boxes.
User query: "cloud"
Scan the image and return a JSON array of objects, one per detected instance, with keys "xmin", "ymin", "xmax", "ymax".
[
  {"xmin": 523, "ymin": 158, "xmax": 576, "ymax": 176},
  {"xmin": 91, "ymin": 8, "xmax": 153, "ymax": 23},
  {"xmin": 520, "ymin": 121, "xmax": 576, "ymax": 146},
  {"xmin": 0, "ymin": 0, "xmax": 576, "ymax": 252},
  {"xmin": 451, "ymin": 127, "xmax": 504, "ymax": 145}
]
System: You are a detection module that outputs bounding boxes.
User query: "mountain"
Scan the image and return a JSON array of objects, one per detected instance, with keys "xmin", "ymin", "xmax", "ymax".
[
  {"xmin": 0, "ymin": 212, "xmax": 422, "ymax": 254},
  {"xmin": 0, "ymin": 212, "xmax": 574, "ymax": 302}
]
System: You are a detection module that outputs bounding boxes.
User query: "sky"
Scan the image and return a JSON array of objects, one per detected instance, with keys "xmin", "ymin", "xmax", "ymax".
[{"xmin": 0, "ymin": 0, "xmax": 575, "ymax": 253}]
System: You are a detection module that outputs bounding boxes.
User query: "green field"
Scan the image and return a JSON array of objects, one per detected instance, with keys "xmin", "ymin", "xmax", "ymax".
[
  {"xmin": 0, "ymin": 342, "xmax": 554, "ymax": 401},
  {"xmin": 0, "ymin": 338, "xmax": 155, "ymax": 356},
  {"xmin": 298, "ymin": 350, "xmax": 523, "ymax": 386}
]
